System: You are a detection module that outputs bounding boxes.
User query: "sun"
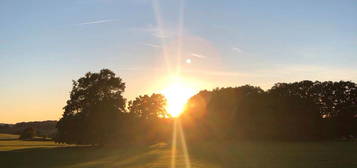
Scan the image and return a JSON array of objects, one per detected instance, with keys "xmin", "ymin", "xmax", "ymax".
[{"xmin": 161, "ymin": 78, "xmax": 197, "ymax": 117}]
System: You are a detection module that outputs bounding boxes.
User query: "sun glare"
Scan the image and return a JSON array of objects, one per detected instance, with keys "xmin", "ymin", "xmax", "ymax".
[{"xmin": 161, "ymin": 78, "xmax": 197, "ymax": 117}]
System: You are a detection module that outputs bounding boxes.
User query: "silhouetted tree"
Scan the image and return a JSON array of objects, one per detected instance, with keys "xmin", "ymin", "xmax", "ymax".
[
  {"xmin": 182, "ymin": 85, "xmax": 266, "ymax": 141},
  {"xmin": 182, "ymin": 81, "xmax": 357, "ymax": 141},
  {"xmin": 56, "ymin": 69, "xmax": 126, "ymax": 145},
  {"xmin": 269, "ymin": 81, "xmax": 357, "ymax": 138},
  {"xmin": 128, "ymin": 93, "xmax": 169, "ymax": 119},
  {"xmin": 126, "ymin": 93, "xmax": 172, "ymax": 144},
  {"xmin": 237, "ymin": 93, "xmax": 321, "ymax": 140}
]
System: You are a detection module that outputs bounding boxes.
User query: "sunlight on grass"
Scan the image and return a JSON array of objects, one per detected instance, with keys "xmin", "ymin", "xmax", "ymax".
[
  {"xmin": 170, "ymin": 119, "xmax": 191, "ymax": 168},
  {"xmin": 3, "ymin": 140, "xmax": 357, "ymax": 168},
  {"xmin": 0, "ymin": 140, "xmax": 69, "ymax": 151}
]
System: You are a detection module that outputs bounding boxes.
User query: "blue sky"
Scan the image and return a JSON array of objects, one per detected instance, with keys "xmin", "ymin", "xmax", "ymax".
[{"xmin": 0, "ymin": 0, "xmax": 356, "ymax": 122}]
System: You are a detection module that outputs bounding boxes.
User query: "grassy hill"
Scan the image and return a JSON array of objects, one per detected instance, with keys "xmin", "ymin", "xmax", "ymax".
[{"xmin": 1, "ymin": 137, "xmax": 357, "ymax": 168}]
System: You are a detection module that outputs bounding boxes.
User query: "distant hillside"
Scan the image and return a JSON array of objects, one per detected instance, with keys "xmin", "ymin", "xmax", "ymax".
[{"xmin": 0, "ymin": 120, "xmax": 57, "ymax": 138}]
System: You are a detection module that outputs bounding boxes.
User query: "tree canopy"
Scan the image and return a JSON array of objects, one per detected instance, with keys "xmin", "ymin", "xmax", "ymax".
[
  {"xmin": 56, "ymin": 69, "xmax": 126, "ymax": 145},
  {"xmin": 182, "ymin": 81, "xmax": 357, "ymax": 141},
  {"xmin": 128, "ymin": 93, "xmax": 169, "ymax": 119}
]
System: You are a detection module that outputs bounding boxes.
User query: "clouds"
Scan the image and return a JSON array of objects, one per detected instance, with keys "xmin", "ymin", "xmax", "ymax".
[
  {"xmin": 132, "ymin": 24, "xmax": 173, "ymax": 39},
  {"xmin": 232, "ymin": 47, "xmax": 242, "ymax": 53},
  {"xmin": 191, "ymin": 53, "xmax": 206, "ymax": 59},
  {"xmin": 143, "ymin": 43, "xmax": 161, "ymax": 48},
  {"xmin": 76, "ymin": 19, "xmax": 117, "ymax": 26}
]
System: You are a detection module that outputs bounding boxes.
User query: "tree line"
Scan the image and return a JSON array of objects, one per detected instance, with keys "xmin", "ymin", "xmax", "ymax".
[
  {"xmin": 55, "ymin": 69, "xmax": 357, "ymax": 145},
  {"xmin": 0, "ymin": 121, "xmax": 57, "ymax": 139},
  {"xmin": 182, "ymin": 81, "xmax": 357, "ymax": 141}
]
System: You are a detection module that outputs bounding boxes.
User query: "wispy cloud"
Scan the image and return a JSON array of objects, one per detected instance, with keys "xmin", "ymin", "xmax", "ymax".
[
  {"xmin": 77, "ymin": 19, "xmax": 116, "ymax": 25},
  {"xmin": 191, "ymin": 53, "xmax": 206, "ymax": 59},
  {"xmin": 143, "ymin": 43, "xmax": 161, "ymax": 48},
  {"xmin": 131, "ymin": 24, "xmax": 173, "ymax": 39},
  {"xmin": 146, "ymin": 26, "xmax": 169, "ymax": 39},
  {"xmin": 232, "ymin": 47, "xmax": 242, "ymax": 53}
]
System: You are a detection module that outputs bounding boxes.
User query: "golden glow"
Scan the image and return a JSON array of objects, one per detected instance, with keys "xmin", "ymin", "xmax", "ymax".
[
  {"xmin": 185, "ymin": 58, "xmax": 192, "ymax": 64},
  {"xmin": 161, "ymin": 77, "xmax": 197, "ymax": 117}
]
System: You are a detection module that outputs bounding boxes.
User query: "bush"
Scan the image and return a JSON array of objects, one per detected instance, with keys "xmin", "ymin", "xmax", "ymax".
[{"xmin": 19, "ymin": 127, "xmax": 36, "ymax": 140}]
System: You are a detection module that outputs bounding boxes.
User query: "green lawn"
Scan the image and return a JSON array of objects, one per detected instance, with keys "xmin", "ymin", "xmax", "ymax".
[
  {"xmin": 0, "ymin": 133, "xmax": 19, "ymax": 140},
  {"xmin": 1, "ymin": 133, "xmax": 357, "ymax": 168},
  {"xmin": 0, "ymin": 133, "xmax": 69, "ymax": 151}
]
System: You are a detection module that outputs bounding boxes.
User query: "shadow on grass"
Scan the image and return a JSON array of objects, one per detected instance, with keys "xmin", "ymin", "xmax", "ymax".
[
  {"xmin": 0, "ymin": 144, "xmax": 159, "ymax": 168},
  {"xmin": 187, "ymin": 141, "xmax": 357, "ymax": 168}
]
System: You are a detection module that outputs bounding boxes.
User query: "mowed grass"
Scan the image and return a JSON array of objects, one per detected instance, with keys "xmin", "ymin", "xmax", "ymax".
[
  {"xmin": 1, "ymin": 133, "xmax": 357, "ymax": 168},
  {"xmin": 0, "ymin": 133, "xmax": 69, "ymax": 151},
  {"xmin": 0, "ymin": 133, "xmax": 19, "ymax": 140}
]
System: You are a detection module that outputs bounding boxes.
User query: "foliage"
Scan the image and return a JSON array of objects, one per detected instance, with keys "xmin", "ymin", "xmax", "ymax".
[
  {"xmin": 56, "ymin": 69, "xmax": 126, "ymax": 145},
  {"xmin": 124, "ymin": 94, "xmax": 172, "ymax": 144},
  {"xmin": 128, "ymin": 93, "xmax": 169, "ymax": 119},
  {"xmin": 56, "ymin": 69, "xmax": 171, "ymax": 145},
  {"xmin": 19, "ymin": 127, "xmax": 37, "ymax": 140},
  {"xmin": 269, "ymin": 81, "xmax": 357, "ymax": 138},
  {"xmin": 182, "ymin": 81, "xmax": 357, "ymax": 141}
]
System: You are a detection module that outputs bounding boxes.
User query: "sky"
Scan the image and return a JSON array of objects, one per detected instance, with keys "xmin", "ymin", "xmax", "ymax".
[{"xmin": 0, "ymin": 0, "xmax": 357, "ymax": 123}]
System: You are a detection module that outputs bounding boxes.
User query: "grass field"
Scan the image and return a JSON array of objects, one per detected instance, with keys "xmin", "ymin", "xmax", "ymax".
[
  {"xmin": 1, "ymin": 133, "xmax": 357, "ymax": 168},
  {"xmin": 0, "ymin": 133, "xmax": 69, "ymax": 151},
  {"xmin": 0, "ymin": 133, "xmax": 19, "ymax": 140}
]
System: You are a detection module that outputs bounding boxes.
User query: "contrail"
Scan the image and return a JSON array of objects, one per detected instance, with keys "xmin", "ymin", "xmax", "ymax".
[
  {"xmin": 143, "ymin": 43, "xmax": 161, "ymax": 48},
  {"xmin": 191, "ymin": 53, "xmax": 206, "ymax": 59},
  {"xmin": 77, "ymin": 19, "xmax": 115, "ymax": 25}
]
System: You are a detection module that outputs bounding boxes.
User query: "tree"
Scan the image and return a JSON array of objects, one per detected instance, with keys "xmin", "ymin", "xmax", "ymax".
[
  {"xmin": 19, "ymin": 127, "xmax": 36, "ymax": 140},
  {"xmin": 126, "ymin": 93, "xmax": 172, "ymax": 144},
  {"xmin": 128, "ymin": 93, "xmax": 169, "ymax": 119},
  {"xmin": 56, "ymin": 69, "xmax": 126, "ymax": 145},
  {"xmin": 182, "ymin": 84, "xmax": 325, "ymax": 141},
  {"xmin": 182, "ymin": 85, "xmax": 265, "ymax": 141},
  {"xmin": 269, "ymin": 81, "xmax": 357, "ymax": 138}
]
